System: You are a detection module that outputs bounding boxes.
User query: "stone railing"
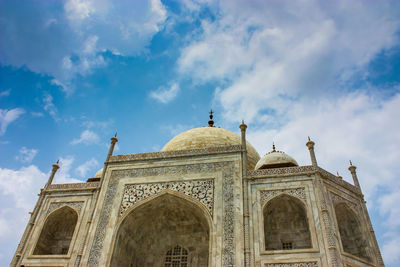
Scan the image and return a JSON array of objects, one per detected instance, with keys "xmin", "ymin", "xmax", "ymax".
[
  {"xmin": 108, "ymin": 145, "xmax": 243, "ymax": 163},
  {"xmin": 47, "ymin": 182, "xmax": 99, "ymax": 191},
  {"xmin": 248, "ymin": 165, "xmax": 360, "ymax": 194},
  {"xmin": 317, "ymin": 167, "xmax": 360, "ymax": 194},
  {"xmin": 248, "ymin": 165, "xmax": 315, "ymax": 178}
]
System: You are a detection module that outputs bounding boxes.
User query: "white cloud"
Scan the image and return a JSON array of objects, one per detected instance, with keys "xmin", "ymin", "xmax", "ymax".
[
  {"xmin": 178, "ymin": 0, "xmax": 400, "ymax": 122},
  {"xmin": 0, "ymin": 165, "xmax": 48, "ymax": 211},
  {"xmin": 50, "ymin": 79, "xmax": 72, "ymax": 95},
  {"xmin": 0, "ymin": 165, "xmax": 47, "ymax": 261},
  {"xmin": 53, "ymin": 156, "xmax": 82, "ymax": 184},
  {"xmin": 81, "ymin": 118, "xmax": 112, "ymax": 130},
  {"xmin": 379, "ymin": 191, "xmax": 400, "ymax": 229},
  {"xmin": 70, "ymin": 129, "xmax": 100, "ymax": 145},
  {"xmin": 31, "ymin": 111, "xmax": 44, "ymax": 117},
  {"xmin": 64, "ymin": 0, "xmax": 95, "ymax": 21},
  {"xmin": 0, "ymin": 0, "xmax": 168, "ymax": 93},
  {"xmin": 381, "ymin": 234, "xmax": 400, "ymax": 265},
  {"xmin": 83, "ymin": 35, "xmax": 99, "ymax": 54},
  {"xmin": 42, "ymin": 93, "xmax": 58, "ymax": 120},
  {"xmin": 15, "ymin": 147, "xmax": 38, "ymax": 163},
  {"xmin": 75, "ymin": 158, "xmax": 99, "ymax": 178},
  {"xmin": 0, "ymin": 212, "xmax": 10, "ymax": 238},
  {"xmin": 0, "ymin": 108, "xmax": 25, "ymax": 135},
  {"xmin": 149, "ymin": 0, "xmax": 167, "ymax": 31},
  {"xmin": 378, "ymin": 189, "xmax": 400, "ymax": 264},
  {"xmin": 0, "ymin": 90, "xmax": 11, "ymax": 97},
  {"xmin": 150, "ymin": 83, "xmax": 180, "ymax": 104}
]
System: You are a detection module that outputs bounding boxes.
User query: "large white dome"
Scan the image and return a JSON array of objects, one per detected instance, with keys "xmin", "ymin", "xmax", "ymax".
[{"xmin": 161, "ymin": 127, "xmax": 260, "ymax": 170}]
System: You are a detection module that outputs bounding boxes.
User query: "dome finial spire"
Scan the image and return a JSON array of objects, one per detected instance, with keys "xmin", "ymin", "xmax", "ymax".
[
  {"xmin": 272, "ymin": 142, "xmax": 276, "ymax": 152},
  {"xmin": 208, "ymin": 109, "xmax": 214, "ymax": 127}
]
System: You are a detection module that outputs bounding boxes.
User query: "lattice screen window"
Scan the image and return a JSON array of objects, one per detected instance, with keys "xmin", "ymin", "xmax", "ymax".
[
  {"xmin": 165, "ymin": 245, "xmax": 188, "ymax": 267},
  {"xmin": 282, "ymin": 242, "xmax": 293, "ymax": 250}
]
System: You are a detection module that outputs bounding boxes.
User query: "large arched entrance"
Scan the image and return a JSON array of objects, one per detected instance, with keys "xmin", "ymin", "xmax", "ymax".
[{"xmin": 110, "ymin": 193, "xmax": 210, "ymax": 267}]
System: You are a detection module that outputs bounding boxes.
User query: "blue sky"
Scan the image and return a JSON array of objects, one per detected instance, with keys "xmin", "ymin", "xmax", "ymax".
[{"xmin": 1, "ymin": 0, "xmax": 400, "ymax": 265}]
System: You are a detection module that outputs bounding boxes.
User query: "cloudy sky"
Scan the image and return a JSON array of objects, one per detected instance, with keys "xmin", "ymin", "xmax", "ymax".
[{"xmin": 0, "ymin": 0, "xmax": 400, "ymax": 265}]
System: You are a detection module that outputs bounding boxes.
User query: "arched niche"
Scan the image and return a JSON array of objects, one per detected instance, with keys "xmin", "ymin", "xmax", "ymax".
[
  {"xmin": 33, "ymin": 206, "xmax": 78, "ymax": 255},
  {"xmin": 263, "ymin": 194, "xmax": 312, "ymax": 250},
  {"xmin": 335, "ymin": 203, "xmax": 370, "ymax": 260},
  {"xmin": 110, "ymin": 192, "xmax": 211, "ymax": 267}
]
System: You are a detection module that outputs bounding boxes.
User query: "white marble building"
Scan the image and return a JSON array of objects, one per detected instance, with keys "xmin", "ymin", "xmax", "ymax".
[{"xmin": 11, "ymin": 114, "xmax": 384, "ymax": 267}]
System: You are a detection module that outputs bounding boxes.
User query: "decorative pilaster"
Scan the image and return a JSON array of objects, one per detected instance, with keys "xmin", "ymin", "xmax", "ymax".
[
  {"xmin": 314, "ymin": 173, "xmax": 341, "ymax": 267},
  {"xmin": 240, "ymin": 120, "xmax": 251, "ymax": 267},
  {"xmin": 240, "ymin": 120, "xmax": 248, "ymax": 176},
  {"xmin": 306, "ymin": 137, "xmax": 318, "ymax": 167},
  {"xmin": 76, "ymin": 134, "xmax": 118, "ymax": 267}
]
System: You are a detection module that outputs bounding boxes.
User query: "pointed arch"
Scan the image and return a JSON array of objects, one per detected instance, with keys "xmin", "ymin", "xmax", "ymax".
[
  {"xmin": 110, "ymin": 191, "xmax": 211, "ymax": 267},
  {"xmin": 117, "ymin": 189, "xmax": 213, "ymax": 227},
  {"xmin": 335, "ymin": 202, "xmax": 370, "ymax": 260},
  {"xmin": 33, "ymin": 206, "xmax": 78, "ymax": 255},
  {"xmin": 263, "ymin": 194, "xmax": 312, "ymax": 250}
]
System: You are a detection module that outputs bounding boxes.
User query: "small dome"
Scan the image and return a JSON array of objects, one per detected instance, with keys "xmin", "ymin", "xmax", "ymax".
[
  {"xmin": 94, "ymin": 168, "xmax": 103, "ymax": 178},
  {"xmin": 161, "ymin": 127, "xmax": 260, "ymax": 169},
  {"xmin": 255, "ymin": 149, "xmax": 298, "ymax": 170}
]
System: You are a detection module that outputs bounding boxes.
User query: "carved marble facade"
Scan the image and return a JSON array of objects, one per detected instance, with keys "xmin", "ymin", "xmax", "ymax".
[
  {"xmin": 11, "ymin": 130, "xmax": 384, "ymax": 267},
  {"xmin": 119, "ymin": 179, "xmax": 214, "ymax": 217}
]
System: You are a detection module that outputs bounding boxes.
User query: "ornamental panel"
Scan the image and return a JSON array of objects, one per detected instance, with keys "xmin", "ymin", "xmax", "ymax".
[
  {"xmin": 119, "ymin": 179, "xmax": 214, "ymax": 216},
  {"xmin": 265, "ymin": 262, "xmax": 318, "ymax": 267},
  {"xmin": 330, "ymin": 192, "xmax": 359, "ymax": 215},
  {"xmin": 260, "ymin": 188, "xmax": 306, "ymax": 206},
  {"xmin": 47, "ymin": 201, "xmax": 83, "ymax": 215},
  {"xmin": 87, "ymin": 161, "xmax": 236, "ymax": 267}
]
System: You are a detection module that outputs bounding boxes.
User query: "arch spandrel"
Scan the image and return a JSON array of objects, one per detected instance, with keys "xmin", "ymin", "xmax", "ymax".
[
  {"xmin": 330, "ymin": 192, "xmax": 361, "ymax": 217},
  {"xmin": 46, "ymin": 201, "xmax": 83, "ymax": 216},
  {"xmin": 119, "ymin": 179, "xmax": 214, "ymax": 218},
  {"xmin": 110, "ymin": 192, "xmax": 211, "ymax": 267},
  {"xmin": 260, "ymin": 188, "xmax": 307, "ymax": 209},
  {"xmin": 117, "ymin": 189, "xmax": 213, "ymax": 228}
]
